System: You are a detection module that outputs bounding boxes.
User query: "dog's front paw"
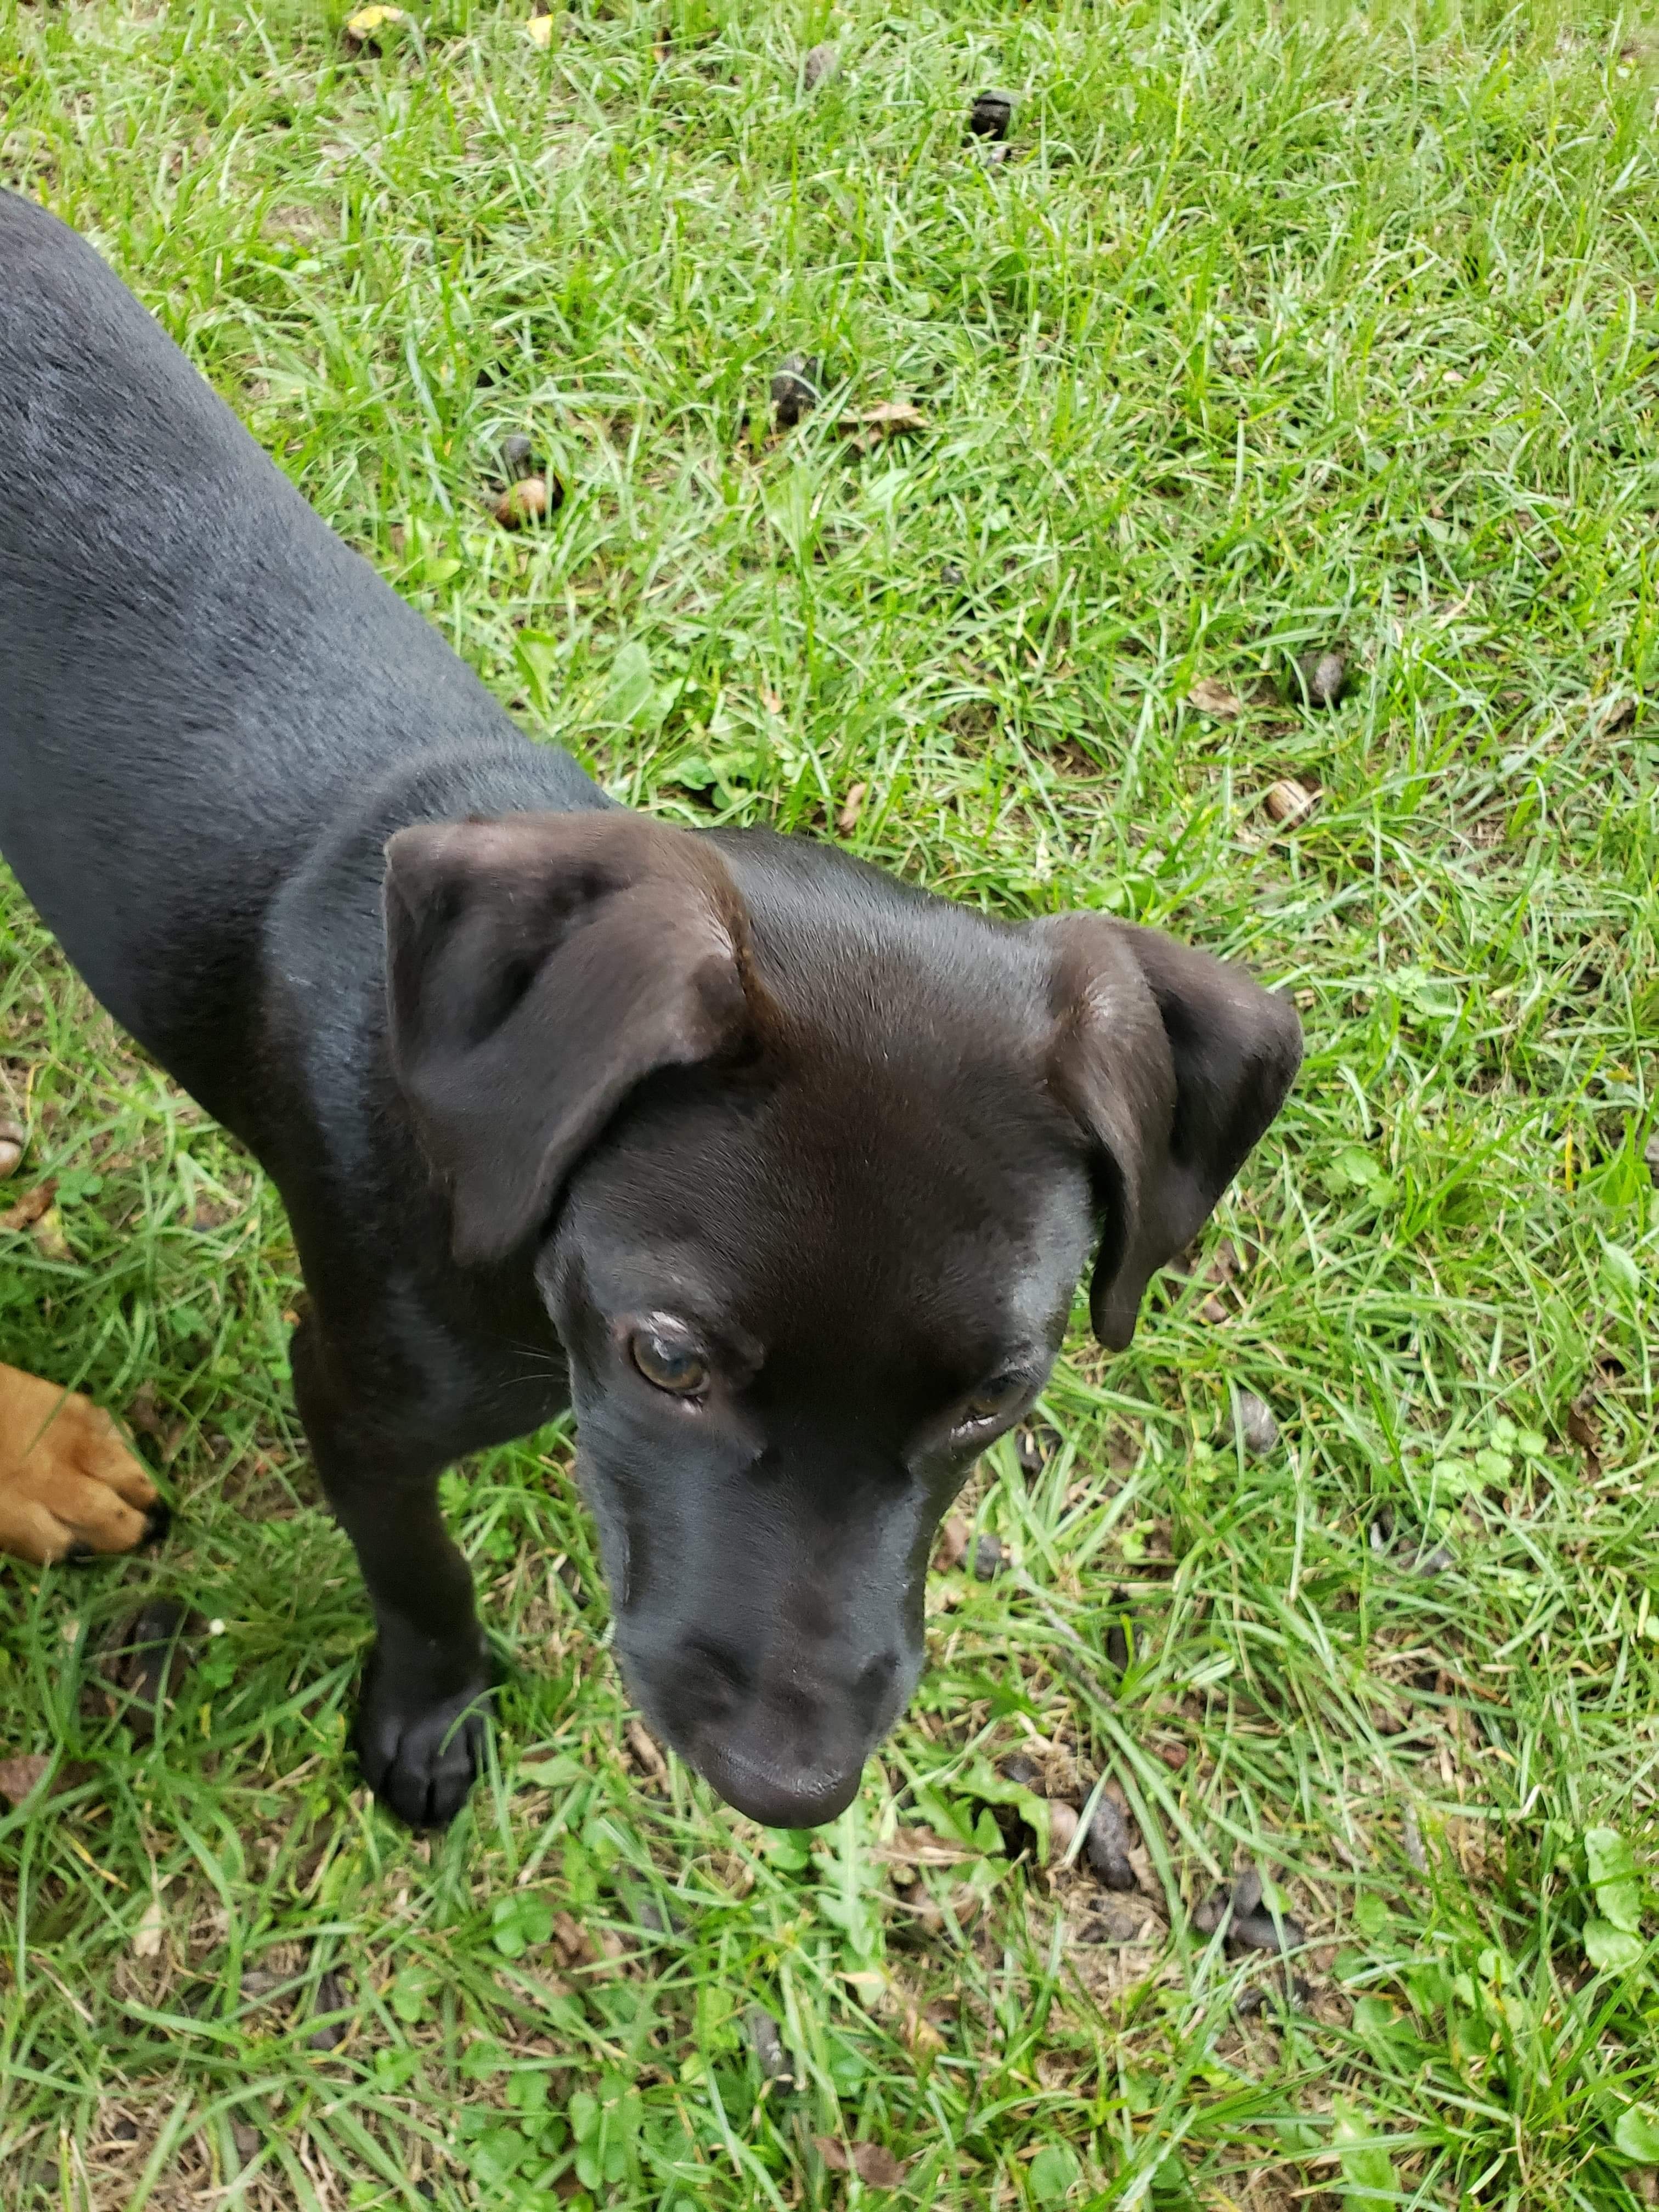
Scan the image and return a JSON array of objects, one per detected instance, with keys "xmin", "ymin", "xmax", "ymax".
[
  {"xmin": 354, "ymin": 1660, "xmax": 493, "ymax": 1830},
  {"xmin": 0, "ymin": 1363, "xmax": 166, "ymax": 1566}
]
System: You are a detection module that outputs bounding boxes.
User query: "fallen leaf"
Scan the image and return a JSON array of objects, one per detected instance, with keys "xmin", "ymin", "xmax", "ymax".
[
  {"xmin": 133, "ymin": 1894, "xmax": 164, "ymax": 1959},
  {"xmin": 760, "ymin": 687, "xmax": 784, "ymax": 714},
  {"xmin": 526, "ymin": 12, "xmax": 553, "ymax": 46},
  {"xmin": 344, "ymin": 4, "xmax": 403, "ymax": 42},
  {"xmin": 933, "ymin": 1515, "xmax": 968, "ymax": 1570},
  {"xmin": 1, "ymin": 1179, "xmax": 57, "ymax": 1232},
  {"xmin": 815, "ymin": 2137, "xmax": 851, "ymax": 2173},
  {"xmin": 0, "ymin": 1754, "xmax": 51, "ymax": 1807},
  {"xmin": 851, "ymin": 2143, "xmax": 907, "ymax": 2188},
  {"xmin": 868, "ymin": 1826, "xmax": 980, "ymax": 1867},
  {"xmin": 838, "ymin": 401, "xmax": 928, "ymax": 444},
  {"xmin": 551, "ymin": 1910, "xmax": 592, "ymax": 1967},
  {"xmin": 837, "ymin": 781, "xmax": 867, "ymax": 834},
  {"xmin": 1264, "ymin": 778, "xmax": 1318, "ymax": 827},
  {"xmin": 1188, "ymin": 678, "xmax": 1243, "ymax": 718}
]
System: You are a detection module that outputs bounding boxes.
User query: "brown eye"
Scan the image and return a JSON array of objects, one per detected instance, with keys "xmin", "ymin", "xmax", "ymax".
[
  {"xmin": 630, "ymin": 1325, "xmax": 708, "ymax": 1397},
  {"xmin": 962, "ymin": 1373, "xmax": 1028, "ymax": 1427}
]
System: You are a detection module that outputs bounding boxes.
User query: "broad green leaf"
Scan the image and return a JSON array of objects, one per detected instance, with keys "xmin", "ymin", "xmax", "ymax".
[
  {"xmin": 1029, "ymin": 2143, "xmax": 1080, "ymax": 2202},
  {"xmin": 1584, "ymin": 1918, "xmax": 1644, "ymax": 1972},
  {"xmin": 389, "ymin": 1964, "xmax": 438, "ymax": 2024},
  {"xmin": 492, "ymin": 1892, "xmax": 554, "ymax": 1958},
  {"xmin": 1585, "ymin": 1828, "xmax": 1634, "ymax": 1887},
  {"xmin": 1331, "ymin": 2101, "xmax": 1396, "ymax": 2203},
  {"xmin": 1615, "ymin": 2109, "xmax": 1659, "ymax": 2164},
  {"xmin": 1352, "ymin": 1893, "xmax": 1390, "ymax": 1940},
  {"xmin": 467, "ymin": 2128, "xmax": 528, "ymax": 2188}
]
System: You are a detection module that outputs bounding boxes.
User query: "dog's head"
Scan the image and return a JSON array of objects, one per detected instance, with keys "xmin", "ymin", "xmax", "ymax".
[{"xmin": 383, "ymin": 810, "xmax": 1301, "ymax": 1826}]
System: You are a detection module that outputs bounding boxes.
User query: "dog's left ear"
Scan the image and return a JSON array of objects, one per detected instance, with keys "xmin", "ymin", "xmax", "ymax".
[
  {"xmin": 1032, "ymin": 914, "xmax": 1302, "ymax": 1352},
  {"xmin": 383, "ymin": 810, "xmax": 754, "ymax": 1266}
]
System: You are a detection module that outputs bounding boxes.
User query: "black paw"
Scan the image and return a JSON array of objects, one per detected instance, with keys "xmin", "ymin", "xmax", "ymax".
[{"xmin": 354, "ymin": 1660, "xmax": 493, "ymax": 1830}]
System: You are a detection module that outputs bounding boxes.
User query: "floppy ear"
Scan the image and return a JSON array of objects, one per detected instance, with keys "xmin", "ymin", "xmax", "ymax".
[
  {"xmin": 1033, "ymin": 915, "xmax": 1302, "ymax": 1352},
  {"xmin": 383, "ymin": 810, "xmax": 753, "ymax": 1267}
]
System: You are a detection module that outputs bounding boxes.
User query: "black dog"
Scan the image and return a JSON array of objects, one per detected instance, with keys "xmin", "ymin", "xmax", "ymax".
[{"xmin": 0, "ymin": 192, "xmax": 1301, "ymax": 1829}]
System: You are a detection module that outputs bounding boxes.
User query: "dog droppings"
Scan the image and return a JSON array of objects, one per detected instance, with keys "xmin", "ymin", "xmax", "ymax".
[
  {"xmin": 803, "ymin": 42, "xmax": 838, "ymax": 88},
  {"xmin": 972, "ymin": 1531, "xmax": 1006, "ymax": 1580},
  {"xmin": 494, "ymin": 475, "xmax": 560, "ymax": 529},
  {"xmin": 771, "ymin": 353, "xmax": 821, "ymax": 429},
  {"xmin": 1234, "ymin": 1391, "xmax": 1280, "ymax": 1457},
  {"xmin": 1015, "ymin": 1424, "xmax": 1054, "ymax": 1476},
  {"xmin": 105, "ymin": 1599, "xmax": 199, "ymax": 1742},
  {"xmin": 968, "ymin": 89, "xmax": 1013, "ymax": 139},
  {"xmin": 496, "ymin": 430, "xmax": 535, "ymax": 482},
  {"xmin": 747, "ymin": 2006, "xmax": 797, "ymax": 2089},
  {"xmin": 1294, "ymin": 648, "xmax": 1348, "ymax": 707},
  {"xmin": 1083, "ymin": 1795, "xmax": 1137, "ymax": 1890},
  {"xmin": 306, "ymin": 1969, "xmax": 350, "ymax": 2051},
  {"xmin": 1263, "ymin": 778, "xmax": 1318, "ymax": 827}
]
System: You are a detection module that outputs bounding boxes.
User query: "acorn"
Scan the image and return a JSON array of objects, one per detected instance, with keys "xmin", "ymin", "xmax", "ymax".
[{"xmin": 494, "ymin": 475, "xmax": 560, "ymax": 529}]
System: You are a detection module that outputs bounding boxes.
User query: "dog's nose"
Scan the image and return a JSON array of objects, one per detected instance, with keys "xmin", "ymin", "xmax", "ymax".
[
  {"xmin": 693, "ymin": 1738, "xmax": 865, "ymax": 1829},
  {"xmin": 652, "ymin": 1638, "xmax": 901, "ymax": 1827}
]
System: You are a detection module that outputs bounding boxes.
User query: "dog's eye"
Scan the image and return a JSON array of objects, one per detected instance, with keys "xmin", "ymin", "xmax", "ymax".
[
  {"xmin": 630, "ymin": 1325, "xmax": 708, "ymax": 1397},
  {"xmin": 962, "ymin": 1372, "xmax": 1028, "ymax": 1427}
]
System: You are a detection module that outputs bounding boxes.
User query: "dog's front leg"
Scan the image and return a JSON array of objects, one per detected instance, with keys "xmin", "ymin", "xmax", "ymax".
[{"xmin": 291, "ymin": 1314, "xmax": 492, "ymax": 1829}]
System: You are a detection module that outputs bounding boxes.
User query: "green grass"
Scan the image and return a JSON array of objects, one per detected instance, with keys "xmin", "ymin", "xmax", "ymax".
[{"xmin": 3, "ymin": 0, "xmax": 1659, "ymax": 2203}]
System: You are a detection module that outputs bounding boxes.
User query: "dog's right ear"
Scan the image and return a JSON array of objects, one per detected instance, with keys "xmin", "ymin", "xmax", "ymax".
[{"xmin": 383, "ymin": 810, "xmax": 753, "ymax": 1267}]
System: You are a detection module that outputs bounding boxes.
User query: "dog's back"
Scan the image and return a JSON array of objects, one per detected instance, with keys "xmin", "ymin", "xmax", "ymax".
[{"xmin": 0, "ymin": 190, "xmax": 524, "ymax": 1107}]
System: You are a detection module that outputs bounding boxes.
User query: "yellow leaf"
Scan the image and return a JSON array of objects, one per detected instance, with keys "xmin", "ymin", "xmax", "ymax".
[
  {"xmin": 345, "ymin": 5, "xmax": 403, "ymax": 42},
  {"xmin": 526, "ymin": 12, "xmax": 553, "ymax": 45}
]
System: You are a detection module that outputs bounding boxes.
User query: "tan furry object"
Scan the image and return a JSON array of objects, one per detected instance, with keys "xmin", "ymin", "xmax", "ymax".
[{"xmin": 0, "ymin": 1364, "xmax": 159, "ymax": 1564}]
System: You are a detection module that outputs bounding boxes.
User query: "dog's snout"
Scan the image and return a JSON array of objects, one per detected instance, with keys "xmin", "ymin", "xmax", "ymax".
[{"xmin": 640, "ymin": 1635, "xmax": 907, "ymax": 1828}]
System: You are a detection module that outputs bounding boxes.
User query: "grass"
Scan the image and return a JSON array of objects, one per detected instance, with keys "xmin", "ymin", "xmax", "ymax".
[{"xmin": 2, "ymin": 0, "xmax": 1658, "ymax": 2203}]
